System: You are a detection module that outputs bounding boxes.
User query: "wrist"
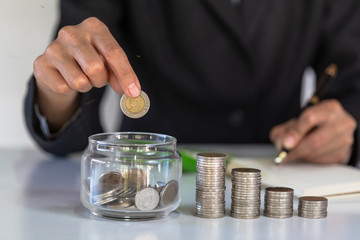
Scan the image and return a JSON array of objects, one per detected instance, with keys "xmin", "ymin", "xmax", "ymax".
[{"xmin": 36, "ymin": 82, "xmax": 80, "ymax": 132}]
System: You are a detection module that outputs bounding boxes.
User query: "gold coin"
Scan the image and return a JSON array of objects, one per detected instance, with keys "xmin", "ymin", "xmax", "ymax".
[{"xmin": 120, "ymin": 90, "xmax": 150, "ymax": 118}]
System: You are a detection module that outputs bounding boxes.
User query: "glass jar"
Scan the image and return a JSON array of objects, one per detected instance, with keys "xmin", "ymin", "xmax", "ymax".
[{"xmin": 80, "ymin": 132, "xmax": 182, "ymax": 220}]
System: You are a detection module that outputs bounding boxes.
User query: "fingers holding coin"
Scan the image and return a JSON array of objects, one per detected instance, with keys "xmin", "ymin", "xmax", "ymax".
[{"xmin": 120, "ymin": 90, "xmax": 150, "ymax": 119}]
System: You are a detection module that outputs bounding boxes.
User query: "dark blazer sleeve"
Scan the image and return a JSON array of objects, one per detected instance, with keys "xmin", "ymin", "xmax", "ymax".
[
  {"xmin": 312, "ymin": 0, "xmax": 360, "ymax": 167},
  {"xmin": 24, "ymin": 0, "xmax": 123, "ymax": 155}
]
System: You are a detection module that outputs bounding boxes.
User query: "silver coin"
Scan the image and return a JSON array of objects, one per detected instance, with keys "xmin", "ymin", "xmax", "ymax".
[
  {"xmin": 196, "ymin": 171, "xmax": 226, "ymax": 175},
  {"xmin": 197, "ymin": 152, "xmax": 227, "ymax": 159},
  {"xmin": 266, "ymin": 187, "xmax": 294, "ymax": 193},
  {"xmin": 299, "ymin": 196, "xmax": 328, "ymax": 203},
  {"xmin": 265, "ymin": 196, "xmax": 294, "ymax": 201},
  {"xmin": 120, "ymin": 90, "xmax": 150, "ymax": 119},
  {"xmin": 196, "ymin": 209, "xmax": 226, "ymax": 214},
  {"xmin": 232, "ymin": 179, "xmax": 261, "ymax": 184},
  {"xmin": 196, "ymin": 202, "xmax": 226, "ymax": 208},
  {"xmin": 231, "ymin": 206, "xmax": 260, "ymax": 211},
  {"xmin": 232, "ymin": 178, "xmax": 261, "ymax": 182},
  {"xmin": 196, "ymin": 194, "xmax": 226, "ymax": 198},
  {"xmin": 299, "ymin": 205, "xmax": 328, "ymax": 210},
  {"xmin": 155, "ymin": 186, "xmax": 164, "ymax": 194},
  {"xmin": 196, "ymin": 176, "xmax": 225, "ymax": 181},
  {"xmin": 195, "ymin": 213, "xmax": 225, "ymax": 219},
  {"xmin": 196, "ymin": 189, "xmax": 226, "ymax": 194},
  {"xmin": 126, "ymin": 168, "xmax": 148, "ymax": 190},
  {"xmin": 232, "ymin": 168, "xmax": 261, "ymax": 174},
  {"xmin": 196, "ymin": 196, "xmax": 226, "ymax": 201},
  {"xmin": 118, "ymin": 186, "xmax": 137, "ymax": 198},
  {"xmin": 196, "ymin": 161, "xmax": 227, "ymax": 165},
  {"xmin": 232, "ymin": 199, "xmax": 261, "ymax": 205},
  {"xmin": 159, "ymin": 180, "xmax": 179, "ymax": 207},
  {"xmin": 96, "ymin": 171, "xmax": 124, "ymax": 194},
  {"xmin": 196, "ymin": 200, "xmax": 226, "ymax": 205},
  {"xmin": 264, "ymin": 212, "xmax": 293, "ymax": 218},
  {"xmin": 93, "ymin": 195, "xmax": 119, "ymax": 206},
  {"xmin": 92, "ymin": 185, "xmax": 122, "ymax": 202},
  {"xmin": 231, "ymin": 206, "xmax": 260, "ymax": 213},
  {"xmin": 196, "ymin": 187, "xmax": 226, "ymax": 192},
  {"xmin": 299, "ymin": 209, "xmax": 328, "ymax": 214},
  {"xmin": 196, "ymin": 182, "xmax": 226, "ymax": 187},
  {"xmin": 266, "ymin": 201, "xmax": 293, "ymax": 206},
  {"xmin": 196, "ymin": 163, "xmax": 226, "ymax": 166},
  {"xmin": 230, "ymin": 212, "xmax": 260, "ymax": 219},
  {"xmin": 107, "ymin": 197, "xmax": 135, "ymax": 209},
  {"xmin": 135, "ymin": 187, "xmax": 160, "ymax": 211},
  {"xmin": 298, "ymin": 212, "xmax": 327, "ymax": 219}
]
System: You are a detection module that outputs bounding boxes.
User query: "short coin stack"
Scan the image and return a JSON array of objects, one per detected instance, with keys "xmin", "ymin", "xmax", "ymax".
[
  {"xmin": 195, "ymin": 153, "xmax": 227, "ymax": 218},
  {"xmin": 264, "ymin": 187, "xmax": 294, "ymax": 218},
  {"xmin": 298, "ymin": 196, "xmax": 328, "ymax": 219},
  {"xmin": 230, "ymin": 168, "xmax": 261, "ymax": 219}
]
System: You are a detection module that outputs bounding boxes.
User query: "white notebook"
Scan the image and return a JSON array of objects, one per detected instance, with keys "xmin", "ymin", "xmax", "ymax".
[{"xmin": 226, "ymin": 157, "xmax": 360, "ymax": 198}]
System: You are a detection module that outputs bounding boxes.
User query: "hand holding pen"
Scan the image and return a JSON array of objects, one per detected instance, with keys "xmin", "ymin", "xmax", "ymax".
[{"xmin": 270, "ymin": 64, "xmax": 357, "ymax": 165}]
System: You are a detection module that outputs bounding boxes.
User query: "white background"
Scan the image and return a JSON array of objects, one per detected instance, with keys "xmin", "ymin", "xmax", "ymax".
[{"xmin": 0, "ymin": 0, "xmax": 59, "ymax": 149}]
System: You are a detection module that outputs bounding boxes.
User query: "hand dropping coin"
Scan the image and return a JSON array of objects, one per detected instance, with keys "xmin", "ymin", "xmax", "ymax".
[{"xmin": 120, "ymin": 91, "xmax": 150, "ymax": 118}]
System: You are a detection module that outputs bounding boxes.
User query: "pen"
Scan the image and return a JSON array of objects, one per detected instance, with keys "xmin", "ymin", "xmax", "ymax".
[{"xmin": 274, "ymin": 63, "xmax": 338, "ymax": 164}]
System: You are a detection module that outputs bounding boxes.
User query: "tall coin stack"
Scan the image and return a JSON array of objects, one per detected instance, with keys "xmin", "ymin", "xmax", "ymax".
[
  {"xmin": 230, "ymin": 168, "xmax": 261, "ymax": 219},
  {"xmin": 298, "ymin": 196, "xmax": 328, "ymax": 219},
  {"xmin": 264, "ymin": 187, "xmax": 294, "ymax": 218},
  {"xmin": 195, "ymin": 153, "xmax": 227, "ymax": 218}
]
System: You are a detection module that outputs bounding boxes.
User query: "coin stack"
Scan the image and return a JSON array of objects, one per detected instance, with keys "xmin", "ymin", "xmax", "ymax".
[
  {"xmin": 264, "ymin": 187, "xmax": 294, "ymax": 218},
  {"xmin": 195, "ymin": 153, "xmax": 227, "ymax": 218},
  {"xmin": 230, "ymin": 168, "xmax": 261, "ymax": 219},
  {"xmin": 298, "ymin": 196, "xmax": 328, "ymax": 219}
]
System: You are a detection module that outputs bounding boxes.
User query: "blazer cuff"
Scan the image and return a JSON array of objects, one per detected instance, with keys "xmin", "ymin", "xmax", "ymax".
[
  {"xmin": 24, "ymin": 76, "xmax": 104, "ymax": 155},
  {"xmin": 34, "ymin": 103, "xmax": 82, "ymax": 140},
  {"xmin": 348, "ymin": 127, "xmax": 360, "ymax": 168}
]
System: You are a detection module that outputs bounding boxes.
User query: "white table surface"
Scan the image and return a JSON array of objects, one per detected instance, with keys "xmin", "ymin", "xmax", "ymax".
[{"xmin": 1, "ymin": 145, "xmax": 359, "ymax": 240}]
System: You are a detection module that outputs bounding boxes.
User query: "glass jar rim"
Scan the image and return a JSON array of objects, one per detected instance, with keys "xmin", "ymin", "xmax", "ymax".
[{"xmin": 88, "ymin": 132, "xmax": 177, "ymax": 147}]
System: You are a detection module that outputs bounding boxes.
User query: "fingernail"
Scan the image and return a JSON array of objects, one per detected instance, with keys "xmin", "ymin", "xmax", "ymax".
[
  {"xmin": 284, "ymin": 135, "xmax": 296, "ymax": 149},
  {"xmin": 128, "ymin": 83, "xmax": 140, "ymax": 97}
]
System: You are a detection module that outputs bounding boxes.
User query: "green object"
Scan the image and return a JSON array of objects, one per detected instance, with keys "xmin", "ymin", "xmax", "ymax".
[
  {"xmin": 179, "ymin": 148, "xmax": 231, "ymax": 172},
  {"xmin": 179, "ymin": 148, "xmax": 198, "ymax": 172}
]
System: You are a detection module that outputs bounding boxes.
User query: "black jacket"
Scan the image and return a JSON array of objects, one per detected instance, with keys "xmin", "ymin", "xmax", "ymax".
[{"xmin": 24, "ymin": 0, "xmax": 360, "ymax": 166}]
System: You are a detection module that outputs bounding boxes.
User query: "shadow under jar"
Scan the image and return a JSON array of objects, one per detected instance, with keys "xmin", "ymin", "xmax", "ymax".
[{"xmin": 81, "ymin": 132, "xmax": 182, "ymax": 220}]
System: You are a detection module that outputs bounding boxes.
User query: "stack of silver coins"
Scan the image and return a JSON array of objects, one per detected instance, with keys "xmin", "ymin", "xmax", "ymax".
[
  {"xmin": 195, "ymin": 153, "xmax": 227, "ymax": 218},
  {"xmin": 298, "ymin": 196, "xmax": 328, "ymax": 219},
  {"xmin": 264, "ymin": 187, "xmax": 294, "ymax": 218},
  {"xmin": 230, "ymin": 168, "xmax": 261, "ymax": 219}
]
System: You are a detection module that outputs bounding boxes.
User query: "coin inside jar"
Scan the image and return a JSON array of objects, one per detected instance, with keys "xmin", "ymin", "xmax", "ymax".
[
  {"xmin": 126, "ymin": 168, "xmax": 147, "ymax": 191},
  {"xmin": 135, "ymin": 187, "xmax": 160, "ymax": 211},
  {"xmin": 107, "ymin": 197, "xmax": 135, "ymax": 209},
  {"xmin": 96, "ymin": 171, "xmax": 124, "ymax": 194},
  {"xmin": 159, "ymin": 180, "xmax": 179, "ymax": 207},
  {"xmin": 120, "ymin": 90, "xmax": 150, "ymax": 118}
]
